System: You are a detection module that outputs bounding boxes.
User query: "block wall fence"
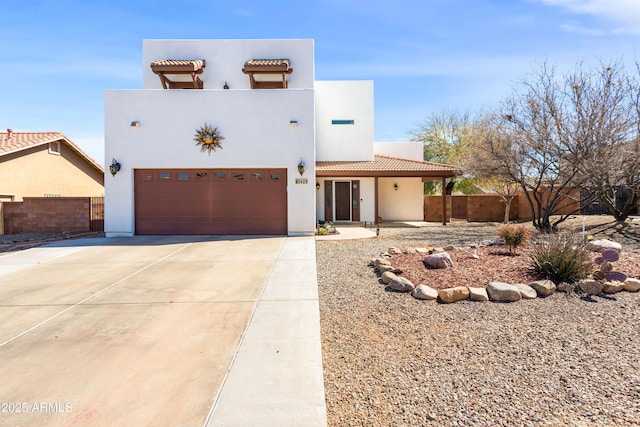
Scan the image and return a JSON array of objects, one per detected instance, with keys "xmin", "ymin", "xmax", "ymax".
[
  {"xmin": 424, "ymin": 190, "xmax": 580, "ymax": 223},
  {"xmin": 1, "ymin": 197, "xmax": 103, "ymax": 234}
]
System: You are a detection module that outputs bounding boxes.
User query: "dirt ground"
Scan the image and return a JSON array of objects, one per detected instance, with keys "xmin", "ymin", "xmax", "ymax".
[{"xmin": 0, "ymin": 231, "xmax": 105, "ymax": 254}]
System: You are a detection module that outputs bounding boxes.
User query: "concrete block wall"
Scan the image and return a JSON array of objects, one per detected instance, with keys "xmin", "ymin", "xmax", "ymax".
[
  {"xmin": 2, "ymin": 197, "xmax": 91, "ymax": 234},
  {"xmin": 425, "ymin": 190, "xmax": 580, "ymax": 223},
  {"xmin": 466, "ymin": 194, "xmax": 519, "ymax": 222},
  {"xmin": 424, "ymin": 196, "xmax": 452, "ymax": 222},
  {"xmin": 424, "ymin": 194, "xmax": 519, "ymax": 223}
]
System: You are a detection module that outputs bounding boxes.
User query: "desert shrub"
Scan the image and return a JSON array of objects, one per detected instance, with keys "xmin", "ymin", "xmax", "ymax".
[
  {"xmin": 497, "ymin": 224, "xmax": 533, "ymax": 254},
  {"xmin": 530, "ymin": 234, "xmax": 593, "ymax": 283}
]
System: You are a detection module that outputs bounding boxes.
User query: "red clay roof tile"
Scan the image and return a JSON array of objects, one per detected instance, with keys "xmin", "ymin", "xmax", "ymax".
[
  {"xmin": 316, "ymin": 155, "xmax": 462, "ymax": 177},
  {"xmin": 0, "ymin": 131, "xmax": 103, "ymax": 173}
]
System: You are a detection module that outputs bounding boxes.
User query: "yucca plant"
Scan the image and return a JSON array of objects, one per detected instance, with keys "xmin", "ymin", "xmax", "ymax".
[{"xmin": 530, "ymin": 234, "xmax": 594, "ymax": 283}]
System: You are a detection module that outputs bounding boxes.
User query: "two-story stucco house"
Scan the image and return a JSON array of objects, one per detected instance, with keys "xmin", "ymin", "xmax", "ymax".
[{"xmin": 104, "ymin": 39, "xmax": 460, "ymax": 237}]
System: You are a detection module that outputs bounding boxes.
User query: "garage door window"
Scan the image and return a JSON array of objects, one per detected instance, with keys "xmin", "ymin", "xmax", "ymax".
[
  {"xmin": 177, "ymin": 172, "xmax": 189, "ymax": 181},
  {"xmin": 159, "ymin": 172, "xmax": 171, "ymax": 181},
  {"xmin": 270, "ymin": 172, "xmax": 282, "ymax": 182},
  {"xmin": 252, "ymin": 172, "xmax": 264, "ymax": 181},
  {"xmin": 214, "ymin": 172, "xmax": 227, "ymax": 180},
  {"xmin": 233, "ymin": 173, "xmax": 245, "ymax": 181},
  {"xmin": 195, "ymin": 172, "xmax": 209, "ymax": 181}
]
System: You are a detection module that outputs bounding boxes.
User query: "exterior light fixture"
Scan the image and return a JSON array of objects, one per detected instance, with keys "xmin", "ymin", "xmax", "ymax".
[
  {"xmin": 109, "ymin": 158, "xmax": 121, "ymax": 177},
  {"xmin": 316, "ymin": 182, "xmax": 320, "ymax": 190},
  {"xmin": 223, "ymin": 81, "xmax": 229, "ymax": 89},
  {"xmin": 290, "ymin": 120, "xmax": 298, "ymax": 128},
  {"xmin": 130, "ymin": 121, "xmax": 140, "ymax": 127},
  {"xmin": 394, "ymin": 183, "xmax": 398, "ymax": 191},
  {"xmin": 297, "ymin": 159, "xmax": 306, "ymax": 176}
]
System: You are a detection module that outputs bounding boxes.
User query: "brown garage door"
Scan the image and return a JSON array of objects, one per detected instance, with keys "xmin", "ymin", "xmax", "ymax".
[{"xmin": 134, "ymin": 169, "xmax": 287, "ymax": 235}]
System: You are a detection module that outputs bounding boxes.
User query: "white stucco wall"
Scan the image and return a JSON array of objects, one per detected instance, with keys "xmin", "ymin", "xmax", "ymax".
[
  {"xmin": 104, "ymin": 88, "xmax": 315, "ymax": 236},
  {"xmin": 315, "ymin": 81, "xmax": 374, "ymax": 161},
  {"xmin": 315, "ymin": 177, "xmax": 375, "ymax": 223},
  {"xmin": 143, "ymin": 39, "xmax": 314, "ymax": 90},
  {"xmin": 378, "ymin": 177, "xmax": 424, "ymax": 221},
  {"xmin": 374, "ymin": 142, "xmax": 423, "ymax": 161}
]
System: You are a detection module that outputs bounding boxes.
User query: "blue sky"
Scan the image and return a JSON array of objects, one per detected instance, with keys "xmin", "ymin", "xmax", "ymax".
[{"xmin": 1, "ymin": 0, "xmax": 639, "ymax": 165}]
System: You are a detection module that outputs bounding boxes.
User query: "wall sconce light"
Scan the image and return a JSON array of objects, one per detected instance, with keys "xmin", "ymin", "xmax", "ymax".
[
  {"xmin": 223, "ymin": 81, "xmax": 229, "ymax": 89},
  {"xmin": 109, "ymin": 158, "xmax": 121, "ymax": 177},
  {"xmin": 393, "ymin": 183, "xmax": 399, "ymax": 191},
  {"xmin": 290, "ymin": 120, "xmax": 298, "ymax": 128},
  {"xmin": 130, "ymin": 121, "xmax": 140, "ymax": 127},
  {"xmin": 316, "ymin": 182, "xmax": 320, "ymax": 190},
  {"xmin": 297, "ymin": 159, "xmax": 306, "ymax": 176}
]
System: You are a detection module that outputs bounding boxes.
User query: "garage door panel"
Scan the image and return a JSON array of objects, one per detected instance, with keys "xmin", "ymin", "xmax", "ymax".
[
  {"xmin": 136, "ymin": 202, "xmax": 210, "ymax": 217},
  {"xmin": 135, "ymin": 169, "xmax": 286, "ymax": 235}
]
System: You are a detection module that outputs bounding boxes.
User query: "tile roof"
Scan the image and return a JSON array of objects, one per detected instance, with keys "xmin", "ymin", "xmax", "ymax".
[
  {"xmin": 150, "ymin": 59, "xmax": 206, "ymax": 71},
  {"xmin": 0, "ymin": 131, "xmax": 104, "ymax": 173},
  {"xmin": 316, "ymin": 155, "xmax": 463, "ymax": 177},
  {"xmin": 244, "ymin": 59, "xmax": 291, "ymax": 67}
]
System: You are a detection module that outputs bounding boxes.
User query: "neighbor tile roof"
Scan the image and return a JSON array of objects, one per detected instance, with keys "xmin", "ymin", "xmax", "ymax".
[
  {"xmin": 0, "ymin": 132, "xmax": 103, "ymax": 173},
  {"xmin": 316, "ymin": 155, "xmax": 462, "ymax": 177}
]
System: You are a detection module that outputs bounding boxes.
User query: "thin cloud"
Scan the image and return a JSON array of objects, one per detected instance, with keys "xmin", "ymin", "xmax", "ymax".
[{"xmin": 539, "ymin": 0, "xmax": 640, "ymax": 34}]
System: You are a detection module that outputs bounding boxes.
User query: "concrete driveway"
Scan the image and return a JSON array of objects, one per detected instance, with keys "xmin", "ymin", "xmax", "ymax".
[{"xmin": 0, "ymin": 235, "xmax": 326, "ymax": 427}]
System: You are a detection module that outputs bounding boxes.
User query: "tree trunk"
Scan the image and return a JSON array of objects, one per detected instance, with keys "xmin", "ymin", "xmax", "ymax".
[{"xmin": 504, "ymin": 200, "xmax": 511, "ymax": 224}]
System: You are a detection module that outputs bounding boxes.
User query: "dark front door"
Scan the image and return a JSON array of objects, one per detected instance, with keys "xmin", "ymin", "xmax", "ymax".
[{"xmin": 335, "ymin": 182, "xmax": 351, "ymax": 221}]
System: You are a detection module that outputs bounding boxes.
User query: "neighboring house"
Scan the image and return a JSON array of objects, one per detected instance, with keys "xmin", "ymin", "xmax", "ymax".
[
  {"xmin": 104, "ymin": 39, "xmax": 461, "ymax": 237},
  {"xmin": 0, "ymin": 131, "xmax": 104, "ymax": 201}
]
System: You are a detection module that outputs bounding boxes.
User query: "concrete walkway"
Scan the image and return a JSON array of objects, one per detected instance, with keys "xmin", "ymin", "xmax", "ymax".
[{"xmin": 0, "ymin": 236, "xmax": 326, "ymax": 427}]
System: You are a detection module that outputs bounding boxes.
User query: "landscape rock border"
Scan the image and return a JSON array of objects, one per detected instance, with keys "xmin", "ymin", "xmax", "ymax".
[{"xmin": 370, "ymin": 243, "xmax": 640, "ymax": 305}]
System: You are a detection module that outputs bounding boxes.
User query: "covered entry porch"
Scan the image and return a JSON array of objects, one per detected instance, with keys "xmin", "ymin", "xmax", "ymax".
[{"xmin": 315, "ymin": 155, "xmax": 462, "ymax": 225}]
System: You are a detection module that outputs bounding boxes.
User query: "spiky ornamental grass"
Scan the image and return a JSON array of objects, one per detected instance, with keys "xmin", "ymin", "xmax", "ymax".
[{"xmin": 530, "ymin": 234, "xmax": 594, "ymax": 284}]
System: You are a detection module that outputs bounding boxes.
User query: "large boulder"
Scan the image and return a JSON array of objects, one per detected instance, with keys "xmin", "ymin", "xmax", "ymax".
[
  {"xmin": 380, "ymin": 271, "xmax": 397, "ymax": 284},
  {"xmin": 602, "ymin": 281, "xmax": 625, "ymax": 294},
  {"xmin": 624, "ymin": 278, "xmax": 640, "ymax": 292},
  {"xmin": 412, "ymin": 285, "xmax": 439, "ymax": 300},
  {"xmin": 388, "ymin": 277, "xmax": 415, "ymax": 292},
  {"xmin": 513, "ymin": 283, "xmax": 538, "ymax": 299},
  {"xmin": 487, "ymin": 282, "xmax": 522, "ymax": 302},
  {"xmin": 438, "ymin": 286, "xmax": 469, "ymax": 303},
  {"xmin": 423, "ymin": 252, "xmax": 454, "ymax": 269},
  {"xmin": 529, "ymin": 280, "xmax": 556, "ymax": 297},
  {"xmin": 377, "ymin": 264, "xmax": 395, "ymax": 274},
  {"xmin": 373, "ymin": 257, "xmax": 392, "ymax": 268},
  {"xmin": 586, "ymin": 239, "xmax": 622, "ymax": 253},
  {"xmin": 578, "ymin": 279, "xmax": 603, "ymax": 295},
  {"xmin": 468, "ymin": 287, "xmax": 489, "ymax": 302}
]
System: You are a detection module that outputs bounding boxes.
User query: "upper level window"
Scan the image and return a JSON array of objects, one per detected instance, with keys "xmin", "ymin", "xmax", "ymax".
[
  {"xmin": 150, "ymin": 59, "xmax": 206, "ymax": 89},
  {"xmin": 331, "ymin": 120, "xmax": 355, "ymax": 125},
  {"xmin": 48, "ymin": 141, "xmax": 60, "ymax": 155},
  {"xmin": 242, "ymin": 59, "xmax": 293, "ymax": 89}
]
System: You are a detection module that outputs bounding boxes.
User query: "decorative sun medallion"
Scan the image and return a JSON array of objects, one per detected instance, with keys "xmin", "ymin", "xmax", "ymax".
[{"xmin": 194, "ymin": 123, "xmax": 224, "ymax": 155}]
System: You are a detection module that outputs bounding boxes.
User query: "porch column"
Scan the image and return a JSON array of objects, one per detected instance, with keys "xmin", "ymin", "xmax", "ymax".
[
  {"xmin": 374, "ymin": 176, "xmax": 379, "ymax": 223},
  {"xmin": 441, "ymin": 177, "xmax": 447, "ymax": 226}
]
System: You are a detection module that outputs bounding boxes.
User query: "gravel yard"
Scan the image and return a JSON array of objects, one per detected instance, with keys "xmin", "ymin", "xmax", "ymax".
[{"xmin": 317, "ymin": 217, "xmax": 640, "ymax": 426}]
